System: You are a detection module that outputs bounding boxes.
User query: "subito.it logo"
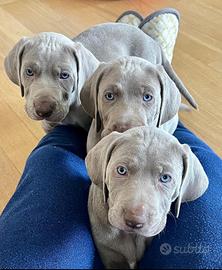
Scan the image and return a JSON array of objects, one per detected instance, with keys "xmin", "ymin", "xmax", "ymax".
[{"xmin": 160, "ymin": 243, "xmax": 172, "ymax": 255}]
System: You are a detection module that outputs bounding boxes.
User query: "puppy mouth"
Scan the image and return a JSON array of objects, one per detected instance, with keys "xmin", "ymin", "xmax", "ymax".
[
  {"xmin": 142, "ymin": 219, "xmax": 167, "ymax": 237},
  {"xmin": 40, "ymin": 112, "xmax": 67, "ymax": 122},
  {"xmin": 25, "ymin": 106, "xmax": 68, "ymax": 122},
  {"xmin": 124, "ymin": 221, "xmax": 164, "ymax": 235},
  {"xmin": 109, "ymin": 211, "xmax": 167, "ymax": 237},
  {"xmin": 121, "ymin": 219, "xmax": 166, "ymax": 237}
]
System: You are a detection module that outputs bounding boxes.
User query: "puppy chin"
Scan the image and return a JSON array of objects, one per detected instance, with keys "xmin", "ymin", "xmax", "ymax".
[
  {"xmin": 46, "ymin": 112, "xmax": 67, "ymax": 122},
  {"xmin": 141, "ymin": 218, "xmax": 167, "ymax": 238}
]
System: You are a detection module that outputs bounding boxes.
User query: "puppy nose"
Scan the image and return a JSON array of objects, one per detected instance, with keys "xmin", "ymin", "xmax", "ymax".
[
  {"xmin": 34, "ymin": 99, "xmax": 56, "ymax": 118},
  {"xmin": 124, "ymin": 204, "xmax": 146, "ymax": 229}
]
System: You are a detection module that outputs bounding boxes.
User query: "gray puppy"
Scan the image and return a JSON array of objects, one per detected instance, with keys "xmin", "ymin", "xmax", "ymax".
[
  {"xmin": 80, "ymin": 56, "xmax": 194, "ymax": 151},
  {"xmin": 4, "ymin": 23, "xmax": 196, "ymax": 132},
  {"xmin": 86, "ymin": 126, "xmax": 208, "ymax": 269}
]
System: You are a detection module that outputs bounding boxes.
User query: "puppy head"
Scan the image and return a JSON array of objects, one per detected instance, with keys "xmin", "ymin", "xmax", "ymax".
[
  {"xmin": 86, "ymin": 127, "xmax": 208, "ymax": 237},
  {"xmin": 4, "ymin": 32, "xmax": 98, "ymax": 123},
  {"xmin": 81, "ymin": 56, "xmax": 181, "ymax": 136}
]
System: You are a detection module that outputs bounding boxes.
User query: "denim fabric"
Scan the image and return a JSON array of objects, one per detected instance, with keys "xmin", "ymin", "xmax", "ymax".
[{"xmin": 0, "ymin": 123, "xmax": 221, "ymax": 269}]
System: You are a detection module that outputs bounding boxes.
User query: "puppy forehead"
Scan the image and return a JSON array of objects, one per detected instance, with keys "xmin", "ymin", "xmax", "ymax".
[
  {"xmin": 110, "ymin": 127, "xmax": 182, "ymax": 166},
  {"xmin": 146, "ymin": 133, "xmax": 183, "ymax": 166},
  {"xmin": 100, "ymin": 58, "xmax": 160, "ymax": 90},
  {"xmin": 23, "ymin": 45, "xmax": 75, "ymax": 68},
  {"xmin": 31, "ymin": 32, "xmax": 73, "ymax": 49},
  {"xmin": 23, "ymin": 33, "xmax": 75, "ymax": 63}
]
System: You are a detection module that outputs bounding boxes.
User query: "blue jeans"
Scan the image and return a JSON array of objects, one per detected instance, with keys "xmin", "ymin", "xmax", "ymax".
[{"xmin": 0, "ymin": 123, "xmax": 221, "ymax": 269}]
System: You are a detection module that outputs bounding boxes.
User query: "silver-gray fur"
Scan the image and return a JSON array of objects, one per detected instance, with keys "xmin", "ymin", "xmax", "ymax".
[
  {"xmin": 4, "ymin": 23, "xmax": 197, "ymax": 132},
  {"xmin": 86, "ymin": 126, "xmax": 208, "ymax": 269}
]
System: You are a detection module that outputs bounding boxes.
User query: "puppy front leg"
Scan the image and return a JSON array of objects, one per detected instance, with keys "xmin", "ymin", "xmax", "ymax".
[{"xmin": 96, "ymin": 243, "xmax": 134, "ymax": 269}]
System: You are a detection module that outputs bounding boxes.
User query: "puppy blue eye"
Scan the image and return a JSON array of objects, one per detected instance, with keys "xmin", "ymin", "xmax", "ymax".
[
  {"xmin": 160, "ymin": 174, "xmax": 172, "ymax": 183},
  {"xmin": 105, "ymin": 92, "xmax": 114, "ymax": 101},
  {"xmin": 26, "ymin": 68, "xmax": 34, "ymax": 76},
  {"xmin": 60, "ymin": 72, "xmax": 70, "ymax": 79},
  {"xmin": 143, "ymin": 94, "xmax": 152, "ymax": 102},
  {"xmin": 116, "ymin": 166, "xmax": 128, "ymax": 176}
]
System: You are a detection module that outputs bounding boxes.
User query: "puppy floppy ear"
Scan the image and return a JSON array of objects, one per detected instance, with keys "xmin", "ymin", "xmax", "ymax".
[
  {"xmin": 4, "ymin": 37, "xmax": 29, "ymax": 97},
  {"xmin": 80, "ymin": 63, "xmax": 107, "ymax": 132},
  {"xmin": 85, "ymin": 131, "xmax": 122, "ymax": 203},
  {"xmin": 175, "ymin": 144, "xmax": 209, "ymax": 218},
  {"xmin": 72, "ymin": 42, "xmax": 99, "ymax": 94},
  {"xmin": 156, "ymin": 65, "xmax": 181, "ymax": 126}
]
